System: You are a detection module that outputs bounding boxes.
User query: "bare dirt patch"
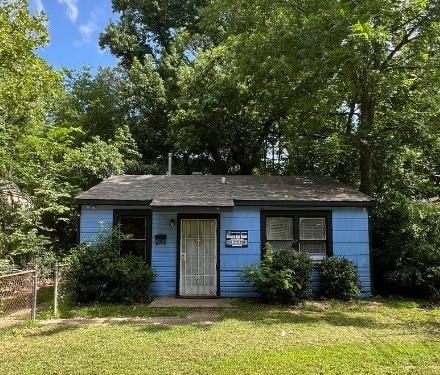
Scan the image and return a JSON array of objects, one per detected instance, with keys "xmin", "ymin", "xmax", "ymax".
[{"xmin": 38, "ymin": 309, "xmax": 222, "ymax": 327}]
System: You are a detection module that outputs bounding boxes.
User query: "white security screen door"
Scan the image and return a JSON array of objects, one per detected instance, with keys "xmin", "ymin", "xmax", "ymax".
[{"xmin": 180, "ymin": 219, "xmax": 217, "ymax": 296}]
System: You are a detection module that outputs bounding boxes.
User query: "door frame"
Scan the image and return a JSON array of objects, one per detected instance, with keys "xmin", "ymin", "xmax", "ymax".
[{"xmin": 176, "ymin": 213, "xmax": 220, "ymax": 297}]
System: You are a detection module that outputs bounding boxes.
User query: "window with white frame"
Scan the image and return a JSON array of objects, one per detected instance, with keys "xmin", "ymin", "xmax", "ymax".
[{"xmin": 264, "ymin": 213, "xmax": 330, "ymax": 262}]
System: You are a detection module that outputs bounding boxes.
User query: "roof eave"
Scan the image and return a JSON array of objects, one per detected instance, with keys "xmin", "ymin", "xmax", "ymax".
[
  {"xmin": 233, "ymin": 199, "xmax": 374, "ymax": 207},
  {"xmin": 77, "ymin": 199, "xmax": 374, "ymax": 208},
  {"xmin": 77, "ymin": 199, "xmax": 153, "ymax": 206},
  {"xmin": 151, "ymin": 205, "xmax": 234, "ymax": 213}
]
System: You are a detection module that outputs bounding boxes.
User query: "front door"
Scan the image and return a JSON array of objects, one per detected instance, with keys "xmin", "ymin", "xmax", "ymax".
[{"xmin": 179, "ymin": 219, "xmax": 217, "ymax": 296}]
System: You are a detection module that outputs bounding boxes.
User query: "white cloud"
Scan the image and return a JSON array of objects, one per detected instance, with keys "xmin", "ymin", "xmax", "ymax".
[
  {"xmin": 77, "ymin": 7, "xmax": 111, "ymax": 51},
  {"xmin": 79, "ymin": 19, "xmax": 98, "ymax": 44},
  {"xmin": 30, "ymin": 0, "xmax": 45, "ymax": 13},
  {"xmin": 57, "ymin": 0, "xmax": 78, "ymax": 22}
]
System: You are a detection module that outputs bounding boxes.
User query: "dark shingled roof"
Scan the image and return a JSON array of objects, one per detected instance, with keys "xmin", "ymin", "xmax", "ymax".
[{"xmin": 76, "ymin": 175, "xmax": 373, "ymax": 209}]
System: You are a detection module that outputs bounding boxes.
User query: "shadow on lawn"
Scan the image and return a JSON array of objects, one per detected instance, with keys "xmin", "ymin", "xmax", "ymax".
[
  {"xmin": 222, "ymin": 299, "xmax": 440, "ymax": 336},
  {"xmin": 225, "ymin": 309, "xmax": 382, "ymax": 328},
  {"xmin": 24, "ymin": 324, "xmax": 80, "ymax": 337}
]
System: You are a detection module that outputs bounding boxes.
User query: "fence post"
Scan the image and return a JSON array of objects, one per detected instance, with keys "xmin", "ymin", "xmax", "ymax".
[
  {"xmin": 53, "ymin": 262, "xmax": 59, "ymax": 316},
  {"xmin": 31, "ymin": 271, "xmax": 38, "ymax": 321}
]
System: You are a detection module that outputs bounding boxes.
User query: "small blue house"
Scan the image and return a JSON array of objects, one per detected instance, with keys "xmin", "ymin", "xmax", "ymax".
[{"xmin": 76, "ymin": 175, "xmax": 373, "ymax": 297}]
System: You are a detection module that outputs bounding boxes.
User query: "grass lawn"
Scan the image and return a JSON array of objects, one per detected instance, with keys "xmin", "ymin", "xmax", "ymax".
[{"xmin": 0, "ymin": 298, "xmax": 439, "ymax": 374}]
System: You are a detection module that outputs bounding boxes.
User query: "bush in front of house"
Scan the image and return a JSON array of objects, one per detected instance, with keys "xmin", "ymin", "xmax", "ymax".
[
  {"xmin": 318, "ymin": 257, "xmax": 361, "ymax": 300},
  {"xmin": 66, "ymin": 229, "xmax": 155, "ymax": 304},
  {"xmin": 241, "ymin": 244, "xmax": 314, "ymax": 304},
  {"xmin": 373, "ymin": 193, "xmax": 440, "ymax": 300}
]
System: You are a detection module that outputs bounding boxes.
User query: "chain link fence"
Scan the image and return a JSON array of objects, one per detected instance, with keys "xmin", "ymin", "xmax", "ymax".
[{"xmin": 0, "ymin": 270, "xmax": 38, "ymax": 322}]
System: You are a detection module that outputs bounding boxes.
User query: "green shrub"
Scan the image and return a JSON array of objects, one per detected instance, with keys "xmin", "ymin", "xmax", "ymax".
[
  {"xmin": 388, "ymin": 243, "xmax": 440, "ymax": 301},
  {"xmin": 241, "ymin": 244, "xmax": 314, "ymax": 304},
  {"xmin": 0, "ymin": 258, "xmax": 15, "ymax": 272},
  {"xmin": 66, "ymin": 229, "xmax": 155, "ymax": 304},
  {"xmin": 373, "ymin": 192, "xmax": 440, "ymax": 300},
  {"xmin": 318, "ymin": 257, "xmax": 361, "ymax": 300}
]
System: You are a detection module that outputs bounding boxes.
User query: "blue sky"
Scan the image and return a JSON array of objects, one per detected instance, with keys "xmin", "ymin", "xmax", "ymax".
[{"xmin": 30, "ymin": 0, "xmax": 119, "ymax": 71}]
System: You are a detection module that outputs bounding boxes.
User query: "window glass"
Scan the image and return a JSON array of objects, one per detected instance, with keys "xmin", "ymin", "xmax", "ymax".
[
  {"xmin": 118, "ymin": 216, "xmax": 147, "ymax": 261},
  {"xmin": 118, "ymin": 217, "xmax": 146, "ymax": 239}
]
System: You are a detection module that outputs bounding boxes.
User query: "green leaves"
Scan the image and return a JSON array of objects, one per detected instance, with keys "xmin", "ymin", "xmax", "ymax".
[
  {"xmin": 318, "ymin": 257, "xmax": 361, "ymax": 300},
  {"xmin": 241, "ymin": 244, "xmax": 314, "ymax": 304},
  {"xmin": 67, "ymin": 228, "xmax": 156, "ymax": 304},
  {"xmin": 100, "ymin": 0, "xmax": 208, "ymax": 66}
]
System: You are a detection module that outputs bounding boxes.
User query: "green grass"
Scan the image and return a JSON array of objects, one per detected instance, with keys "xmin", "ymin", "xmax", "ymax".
[
  {"xmin": 36, "ymin": 285, "xmax": 189, "ymax": 319},
  {"xmin": 1, "ymin": 299, "xmax": 439, "ymax": 374},
  {"xmin": 55, "ymin": 303, "xmax": 188, "ymax": 319}
]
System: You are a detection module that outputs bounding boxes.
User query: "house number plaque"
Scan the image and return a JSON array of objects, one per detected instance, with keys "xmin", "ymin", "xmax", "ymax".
[{"xmin": 225, "ymin": 230, "xmax": 248, "ymax": 248}]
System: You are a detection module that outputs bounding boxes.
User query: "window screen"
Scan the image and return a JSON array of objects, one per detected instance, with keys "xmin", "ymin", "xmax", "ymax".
[
  {"xmin": 266, "ymin": 217, "xmax": 294, "ymax": 250},
  {"xmin": 266, "ymin": 217, "xmax": 293, "ymax": 240},
  {"xmin": 299, "ymin": 218, "xmax": 326, "ymax": 240},
  {"xmin": 299, "ymin": 217, "xmax": 327, "ymax": 262},
  {"xmin": 263, "ymin": 213, "xmax": 329, "ymax": 262}
]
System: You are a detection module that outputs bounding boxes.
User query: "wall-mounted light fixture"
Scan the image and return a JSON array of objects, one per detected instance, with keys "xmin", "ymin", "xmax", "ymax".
[{"xmin": 170, "ymin": 219, "xmax": 176, "ymax": 227}]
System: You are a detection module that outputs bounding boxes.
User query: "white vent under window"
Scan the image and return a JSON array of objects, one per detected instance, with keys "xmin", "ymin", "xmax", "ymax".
[
  {"xmin": 300, "ymin": 218, "xmax": 326, "ymax": 240},
  {"xmin": 266, "ymin": 217, "xmax": 293, "ymax": 241}
]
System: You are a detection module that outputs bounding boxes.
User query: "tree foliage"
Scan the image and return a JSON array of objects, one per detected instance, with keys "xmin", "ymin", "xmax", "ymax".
[
  {"xmin": 202, "ymin": 0, "xmax": 440, "ymax": 195},
  {"xmin": 0, "ymin": 0, "xmax": 61, "ymax": 268},
  {"xmin": 99, "ymin": 0, "xmax": 208, "ymax": 66},
  {"xmin": 0, "ymin": 2, "xmax": 144, "ymax": 268},
  {"xmin": 373, "ymin": 193, "xmax": 440, "ymax": 299},
  {"xmin": 172, "ymin": 49, "xmax": 281, "ymax": 174}
]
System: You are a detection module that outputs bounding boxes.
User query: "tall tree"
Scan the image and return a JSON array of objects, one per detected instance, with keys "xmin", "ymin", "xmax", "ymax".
[
  {"xmin": 172, "ymin": 47, "xmax": 284, "ymax": 174},
  {"xmin": 99, "ymin": 1, "xmax": 210, "ymax": 172},
  {"xmin": 203, "ymin": 0, "xmax": 440, "ymax": 194},
  {"xmin": 0, "ymin": 1, "xmax": 145, "ymax": 265},
  {"xmin": 0, "ymin": 0, "xmax": 62, "ymax": 267},
  {"xmin": 56, "ymin": 67, "xmax": 128, "ymax": 143},
  {"xmin": 0, "ymin": 0, "xmax": 61, "ymax": 179},
  {"xmin": 99, "ymin": 0, "xmax": 208, "ymax": 67}
]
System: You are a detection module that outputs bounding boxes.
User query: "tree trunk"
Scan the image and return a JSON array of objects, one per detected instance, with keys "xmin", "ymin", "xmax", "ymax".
[
  {"xmin": 359, "ymin": 139, "xmax": 373, "ymax": 195},
  {"xmin": 359, "ymin": 95, "xmax": 375, "ymax": 196}
]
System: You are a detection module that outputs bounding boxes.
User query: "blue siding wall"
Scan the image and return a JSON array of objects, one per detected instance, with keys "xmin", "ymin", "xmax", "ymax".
[
  {"xmin": 79, "ymin": 205, "xmax": 150, "ymax": 243},
  {"xmin": 79, "ymin": 204, "xmax": 371, "ymax": 297},
  {"xmin": 217, "ymin": 206, "xmax": 372, "ymax": 297},
  {"xmin": 220, "ymin": 207, "xmax": 261, "ymax": 297},
  {"xmin": 332, "ymin": 207, "xmax": 371, "ymax": 295},
  {"xmin": 150, "ymin": 213, "xmax": 177, "ymax": 296},
  {"xmin": 149, "ymin": 209, "xmax": 261, "ymax": 297},
  {"xmin": 79, "ymin": 206, "xmax": 113, "ymax": 243}
]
